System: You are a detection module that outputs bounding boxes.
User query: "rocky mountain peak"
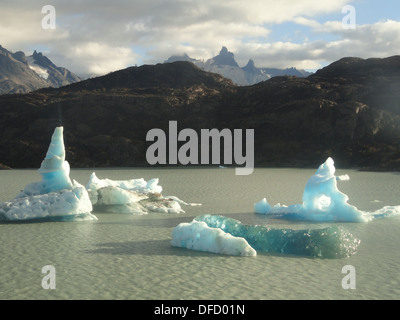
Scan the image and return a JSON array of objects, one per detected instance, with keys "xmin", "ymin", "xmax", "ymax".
[
  {"xmin": 211, "ymin": 46, "xmax": 239, "ymax": 67},
  {"xmin": 0, "ymin": 44, "xmax": 81, "ymax": 94},
  {"xmin": 32, "ymin": 50, "xmax": 57, "ymax": 69},
  {"xmin": 11, "ymin": 51, "xmax": 28, "ymax": 65},
  {"xmin": 242, "ymin": 59, "xmax": 262, "ymax": 75}
]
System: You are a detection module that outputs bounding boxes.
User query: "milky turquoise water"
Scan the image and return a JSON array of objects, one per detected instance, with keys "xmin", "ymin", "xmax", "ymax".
[{"xmin": 1, "ymin": 167, "xmax": 400, "ymax": 299}]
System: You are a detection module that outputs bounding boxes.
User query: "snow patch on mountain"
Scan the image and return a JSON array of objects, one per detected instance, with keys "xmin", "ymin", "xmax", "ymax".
[{"xmin": 26, "ymin": 55, "xmax": 49, "ymax": 80}]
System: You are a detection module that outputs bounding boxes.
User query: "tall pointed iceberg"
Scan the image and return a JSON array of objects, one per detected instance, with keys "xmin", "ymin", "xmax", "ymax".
[
  {"xmin": 38, "ymin": 126, "xmax": 73, "ymax": 193},
  {"xmin": 18, "ymin": 127, "xmax": 73, "ymax": 197},
  {"xmin": 0, "ymin": 127, "xmax": 96, "ymax": 221}
]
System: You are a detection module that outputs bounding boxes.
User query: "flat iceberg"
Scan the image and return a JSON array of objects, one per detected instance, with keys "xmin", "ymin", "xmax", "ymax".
[
  {"xmin": 0, "ymin": 127, "xmax": 96, "ymax": 222},
  {"xmin": 0, "ymin": 180, "xmax": 94, "ymax": 221},
  {"xmin": 86, "ymin": 172, "xmax": 201, "ymax": 214},
  {"xmin": 171, "ymin": 219, "xmax": 257, "ymax": 257},
  {"xmin": 255, "ymin": 157, "xmax": 400, "ymax": 222},
  {"xmin": 193, "ymin": 214, "xmax": 360, "ymax": 258}
]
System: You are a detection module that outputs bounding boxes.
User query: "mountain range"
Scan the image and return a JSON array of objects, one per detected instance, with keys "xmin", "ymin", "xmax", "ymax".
[
  {"xmin": 0, "ymin": 44, "xmax": 310, "ymax": 94},
  {"xmin": 0, "ymin": 55, "xmax": 399, "ymax": 171},
  {"xmin": 165, "ymin": 46, "xmax": 312, "ymax": 85},
  {"xmin": 0, "ymin": 45, "xmax": 81, "ymax": 94}
]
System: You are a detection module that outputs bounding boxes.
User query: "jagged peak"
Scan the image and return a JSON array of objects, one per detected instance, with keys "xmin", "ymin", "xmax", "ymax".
[
  {"xmin": 33, "ymin": 50, "xmax": 44, "ymax": 58},
  {"xmin": 211, "ymin": 46, "xmax": 239, "ymax": 68},
  {"xmin": 246, "ymin": 59, "xmax": 255, "ymax": 67},
  {"xmin": 242, "ymin": 58, "xmax": 263, "ymax": 76},
  {"xmin": 220, "ymin": 46, "xmax": 228, "ymax": 54}
]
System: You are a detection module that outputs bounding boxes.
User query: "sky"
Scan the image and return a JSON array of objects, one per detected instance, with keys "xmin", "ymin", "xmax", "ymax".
[{"xmin": 0, "ymin": 0, "xmax": 399, "ymax": 77}]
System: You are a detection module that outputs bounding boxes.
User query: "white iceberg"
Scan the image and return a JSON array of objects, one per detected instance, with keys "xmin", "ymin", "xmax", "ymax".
[
  {"xmin": 255, "ymin": 157, "xmax": 400, "ymax": 222},
  {"xmin": 0, "ymin": 180, "xmax": 94, "ymax": 221},
  {"xmin": 0, "ymin": 127, "xmax": 96, "ymax": 221},
  {"xmin": 86, "ymin": 172, "xmax": 201, "ymax": 214},
  {"xmin": 0, "ymin": 126, "xmax": 200, "ymax": 220},
  {"xmin": 171, "ymin": 219, "xmax": 257, "ymax": 257}
]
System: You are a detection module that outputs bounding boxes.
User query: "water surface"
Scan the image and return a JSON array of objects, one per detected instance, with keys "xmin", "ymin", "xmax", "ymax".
[{"xmin": 1, "ymin": 167, "xmax": 399, "ymax": 299}]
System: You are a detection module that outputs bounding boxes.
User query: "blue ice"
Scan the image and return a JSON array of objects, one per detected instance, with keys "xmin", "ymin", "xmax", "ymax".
[
  {"xmin": 194, "ymin": 214, "xmax": 360, "ymax": 258},
  {"xmin": 255, "ymin": 157, "xmax": 400, "ymax": 222}
]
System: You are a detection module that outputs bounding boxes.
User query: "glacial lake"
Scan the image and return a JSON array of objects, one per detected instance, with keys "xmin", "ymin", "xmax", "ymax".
[{"xmin": 1, "ymin": 167, "xmax": 400, "ymax": 300}]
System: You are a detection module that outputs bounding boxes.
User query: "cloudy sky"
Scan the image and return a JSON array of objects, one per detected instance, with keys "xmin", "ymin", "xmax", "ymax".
[{"xmin": 0, "ymin": 0, "xmax": 399, "ymax": 77}]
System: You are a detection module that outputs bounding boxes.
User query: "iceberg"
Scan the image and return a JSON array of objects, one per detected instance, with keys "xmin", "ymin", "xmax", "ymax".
[
  {"xmin": 0, "ymin": 127, "xmax": 96, "ymax": 221},
  {"xmin": 255, "ymin": 157, "xmax": 400, "ymax": 222},
  {"xmin": 194, "ymin": 214, "xmax": 360, "ymax": 258},
  {"xmin": 86, "ymin": 172, "xmax": 201, "ymax": 214},
  {"xmin": 171, "ymin": 219, "xmax": 257, "ymax": 257},
  {"xmin": 16, "ymin": 126, "xmax": 73, "ymax": 197},
  {"xmin": 0, "ymin": 126, "xmax": 200, "ymax": 220}
]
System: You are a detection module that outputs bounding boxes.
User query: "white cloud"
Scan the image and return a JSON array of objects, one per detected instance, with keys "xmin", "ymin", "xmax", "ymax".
[
  {"xmin": 0, "ymin": 0, "xmax": 398, "ymax": 75},
  {"xmin": 0, "ymin": 5, "xmax": 69, "ymax": 51},
  {"xmin": 235, "ymin": 17, "xmax": 400, "ymax": 70},
  {"xmin": 53, "ymin": 42, "xmax": 139, "ymax": 76}
]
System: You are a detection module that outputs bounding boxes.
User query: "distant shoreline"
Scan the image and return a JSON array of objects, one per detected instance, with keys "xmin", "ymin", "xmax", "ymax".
[{"xmin": 1, "ymin": 164, "xmax": 398, "ymax": 173}]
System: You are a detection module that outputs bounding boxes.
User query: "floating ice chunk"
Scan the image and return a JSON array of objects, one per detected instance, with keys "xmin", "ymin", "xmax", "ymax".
[
  {"xmin": 146, "ymin": 178, "xmax": 163, "ymax": 194},
  {"xmin": 86, "ymin": 172, "xmax": 162, "ymax": 194},
  {"xmin": 368, "ymin": 206, "xmax": 400, "ymax": 219},
  {"xmin": 0, "ymin": 180, "xmax": 95, "ymax": 221},
  {"xmin": 96, "ymin": 186, "xmax": 148, "ymax": 206},
  {"xmin": 164, "ymin": 196, "xmax": 202, "ymax": 207},
  {"xmin": 254, "ymin": 198, "xmax": 271, "ymax": 214},
  {"xmin": 195, "ymin": 214, "xmax": 360, "ymax": 258},
  {"xmin": 336, "ymin": 174, "xmax": 350, "ymax": 181},
  {"xmin": 0, "ymin": 127, "xmax": 96, "ymax": 221},
  {"xmin": 255, "ymin": 157, "xmax": 400, "ymax": 222},
  {"xmin": 171, "ymin": 220, "xmax": 257, "ymax": 257},
  {"xmin": 86, "ymin": 173, "xmax": 200, "ymax": 214}
]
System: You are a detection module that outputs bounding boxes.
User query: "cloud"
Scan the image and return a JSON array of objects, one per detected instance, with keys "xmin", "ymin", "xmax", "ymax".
[
  {"xmin": 231, "ymin": 16, "xmax": 400, "ymax": 70},
  {"xmin": 297, "ymin": 18, "xmax": 400, "ymax": 64},
  {"xmin": 0, "ymin": 0, "xmax": 398, "ymax": 75},
  {"xmin": 0, "ymin": 3, "xmax": 69, "ymax": 50},
  {"xmin": 57, "ymin": 42, "xmax": 140, "ymax": 76}
]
